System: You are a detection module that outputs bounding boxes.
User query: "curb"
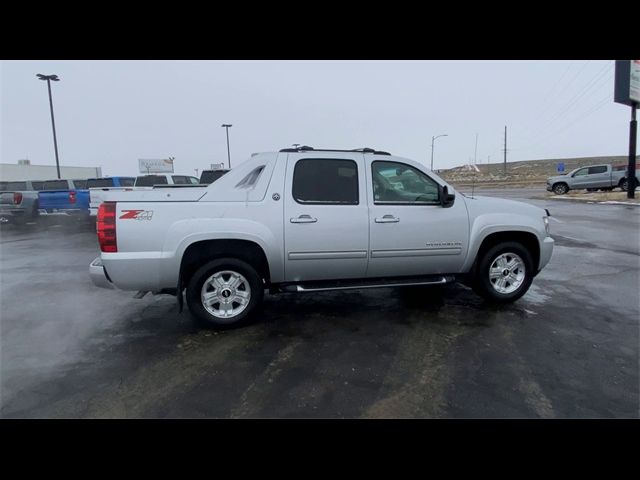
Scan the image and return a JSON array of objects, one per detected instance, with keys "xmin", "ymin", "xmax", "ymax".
[{"xmin": 537, "ymin": 196, "xmax": 640, "ymax": 206}]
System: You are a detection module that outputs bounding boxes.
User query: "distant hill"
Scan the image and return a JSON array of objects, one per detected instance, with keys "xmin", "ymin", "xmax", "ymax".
[{"xmin": 438, "ymin": 155, "xmax": 638, "ymax": 185}]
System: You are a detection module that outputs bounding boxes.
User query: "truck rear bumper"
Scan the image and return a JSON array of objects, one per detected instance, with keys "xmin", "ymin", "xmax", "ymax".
[
  {"xmin": 90, "ymin": 257, "xmax": 115, "ymax": 289},
  {"xmin": 0, "ymin": 207, "xmax": 26, "ymax": 217},
  {"xmin": 38, "ymin": 208, "xmax": 87, "ymax": 216}
]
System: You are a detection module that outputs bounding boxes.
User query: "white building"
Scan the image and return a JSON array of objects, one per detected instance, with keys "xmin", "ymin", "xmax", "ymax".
[{"xmin": 0, "ymin": 160, "xmax": 102, "ymax": 181}]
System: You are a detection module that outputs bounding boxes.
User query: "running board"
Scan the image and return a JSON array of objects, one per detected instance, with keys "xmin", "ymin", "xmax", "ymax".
[{"xmin": 277, "ymin": 275, "xmax": 454, "ymax": 293}]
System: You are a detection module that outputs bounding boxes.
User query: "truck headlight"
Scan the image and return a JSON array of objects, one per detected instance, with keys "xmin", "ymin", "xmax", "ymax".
[{"xmin": 543, "ymin": 216, "xmax": 550, "ymax": 235}]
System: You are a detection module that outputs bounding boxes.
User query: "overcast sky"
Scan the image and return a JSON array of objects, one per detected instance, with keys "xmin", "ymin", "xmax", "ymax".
[{"xmin": 0, "ymin": 60, "xmax": 630, "ymax": 177}]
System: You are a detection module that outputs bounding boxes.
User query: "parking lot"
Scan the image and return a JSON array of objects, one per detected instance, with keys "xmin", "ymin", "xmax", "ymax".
[{"xmin": 0, "ymin": 188, "xmax": 638, "ymax": 418}]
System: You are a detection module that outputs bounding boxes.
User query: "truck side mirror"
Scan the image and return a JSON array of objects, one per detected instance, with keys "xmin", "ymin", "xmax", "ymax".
[{"xmin": 439, "ymin": 185, "xmax": 455, "ymax": 208}]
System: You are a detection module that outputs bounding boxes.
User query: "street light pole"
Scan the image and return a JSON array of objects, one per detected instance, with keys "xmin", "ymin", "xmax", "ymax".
[
  {"xmin": 430, "ymin": 134, "xmax": 448, "ymax": 171},
  {"xmin": 37, "ymin": 74, "xmax": 61, "ymax": 179},
  {"xmin": 221, "ymin": 124, "xmax": 232, "ymax": 169}
]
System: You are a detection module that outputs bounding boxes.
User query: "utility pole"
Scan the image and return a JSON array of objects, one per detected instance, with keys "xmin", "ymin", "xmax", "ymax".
[
  {"xmin": 36, "ymin": 74, "xmax": 61, "ymax": 179},
  {"xmin": 503, "ymin": 126, "xmax": 507, "ymax": 175},
  {"xmin": 474, "ymin": 133, "xmax": 479, "ymax": 165},
  {"xmin": 430, "ymin": 134, "xmax": 448, "ymax": 171},
  {"xmin": 628, "ymin": 105, "xmax": 637, "ymax": 199},
  {"xmin": 221, "ymin": 124, "xmax": 232, "ymax": 169}
]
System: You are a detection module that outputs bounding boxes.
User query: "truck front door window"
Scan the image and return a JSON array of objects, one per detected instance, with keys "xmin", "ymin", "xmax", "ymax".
[{"xmin": 372, "ymin": 161, "xmax": 440, "ymax": 204}]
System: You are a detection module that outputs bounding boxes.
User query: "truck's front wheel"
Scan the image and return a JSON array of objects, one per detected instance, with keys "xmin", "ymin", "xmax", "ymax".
[
  {"xmin": 553, "ymin": 183, "xmax": 568, "ymax": 195},
  {"xmin": 186, "ymin": 258, "xmax": 264, "ymax": 328},
  {"xmin": 473, "ymin": 242, "xmax": 534, "ymax": 304}
]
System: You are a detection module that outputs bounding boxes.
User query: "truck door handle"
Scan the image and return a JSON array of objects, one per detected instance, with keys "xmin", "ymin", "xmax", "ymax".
[
  {"xmin": 290, "ymin": 215, "xmax": 318, "ymax": 223},
  {"xmin": 375, "ymin": 215, "xmax": 400, "ymax": 223}
]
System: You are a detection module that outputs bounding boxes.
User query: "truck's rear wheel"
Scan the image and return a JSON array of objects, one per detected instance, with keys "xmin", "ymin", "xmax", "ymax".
[
  {"xmin": 620, "ymin": 179, "xmax": 628, "ymax": 191},
  {"xmin": 473, "ymin": 242, "xmax": 534, "ymax": 304},
  {"xmin": 186, "ymin": 258, "xmax": 264, "ymax": 328}
]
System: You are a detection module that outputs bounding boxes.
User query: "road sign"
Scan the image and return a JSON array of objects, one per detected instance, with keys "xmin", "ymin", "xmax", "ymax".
[
  {"xmin": 557, "ymin": 162, "xmax": 565, "ymax": 173},
  {"xmin": 614, "ymin": 60, "xmax": 640, "ymax": 107},
  {"xmin": 138, "ymin": 158, "xmax": 174, "ymax": 174}
]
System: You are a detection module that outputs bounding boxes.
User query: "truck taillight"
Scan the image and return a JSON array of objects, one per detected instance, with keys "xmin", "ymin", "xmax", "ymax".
[
  {"xmin": 13, "ymin": 192, "xmax": 23, "ymax": 204},
  {"xmin": 97, "ymin": 202, "xmax": 117, "ymax": 252},
  {"xmin": 69, "ymin": 191, "xmax": 77, "ymax": 204}
]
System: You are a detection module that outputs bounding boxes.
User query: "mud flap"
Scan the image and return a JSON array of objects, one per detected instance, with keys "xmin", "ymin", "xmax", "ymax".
[{"xmin": 177, "ymin": 273, "xmax": 184, "ymax": 313}]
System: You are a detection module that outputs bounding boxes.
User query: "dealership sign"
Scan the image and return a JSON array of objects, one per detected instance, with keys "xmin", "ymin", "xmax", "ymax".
[
  {"xmin": 138, "ymin": 158, "xmax": 174, "ymax": 173},
  {"xmin": 614, "ymin": 60, "xmax": 640, "ymax": 106}
]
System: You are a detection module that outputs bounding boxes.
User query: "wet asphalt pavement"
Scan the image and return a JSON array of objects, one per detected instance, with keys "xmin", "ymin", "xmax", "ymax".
[{"xmin": 0, "ymin": 189, "xmax": 638, "ymax": 418}]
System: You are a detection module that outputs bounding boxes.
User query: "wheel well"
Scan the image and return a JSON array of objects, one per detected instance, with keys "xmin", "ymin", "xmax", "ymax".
[
  {"xmin": 553, "ymin": 181, "xmax": 568, "ymax": 189},
  {"xmin": 618, "ymin": 177, "xmax": 627, "ymax": 186},
  {"xmin": 474, "ymin": 231, "xmax": 540, "ymax": 273},
  {"xmin": 180, "ymin": 239, "xmax": 271, "ymax": 288}
]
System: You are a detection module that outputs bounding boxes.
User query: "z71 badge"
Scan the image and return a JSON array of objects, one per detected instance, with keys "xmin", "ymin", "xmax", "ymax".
[{"xmin": 120, "ymin": 210, "xmax": 154, "ymax": 220}]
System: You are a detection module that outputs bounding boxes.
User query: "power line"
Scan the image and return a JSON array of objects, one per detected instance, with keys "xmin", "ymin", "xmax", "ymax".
[
  {"xmin": 533, "ymin": 94, "xmax": 612, "ymax": 144},
  {"xmin": 510, "ymin": 61, "xmax": 591, "ymax": 145},
  {"xmin": 515, "ymin": 61, "xmax": 613, "ymax": 147},
  {"xmin": 538, "ymin": 62, "xmax": 613, "ymax": 131}
]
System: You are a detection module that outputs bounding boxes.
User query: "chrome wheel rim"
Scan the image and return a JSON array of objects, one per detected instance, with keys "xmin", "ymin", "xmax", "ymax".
[
  {"xmin": 489, "ymin": 253, "xmax": 525, "ymax": 294},
  {"xmin": 554, "ymin": 185, "xmax": 565, "ymax": 194},
  {"xmin": 201, "ymin": 270, "xmax": 251, "ymax": 320}
]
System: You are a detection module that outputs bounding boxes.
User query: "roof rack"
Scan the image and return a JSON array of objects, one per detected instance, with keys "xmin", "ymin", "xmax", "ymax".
[{"xmin": 279, "ymin": 146, "xmax": 391, "ymax": 155}]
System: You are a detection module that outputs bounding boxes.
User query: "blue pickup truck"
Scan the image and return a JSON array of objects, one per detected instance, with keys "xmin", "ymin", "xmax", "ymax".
[{"xmin": 38, "ymin": 179, "xmax": 91, "ymax": 220}]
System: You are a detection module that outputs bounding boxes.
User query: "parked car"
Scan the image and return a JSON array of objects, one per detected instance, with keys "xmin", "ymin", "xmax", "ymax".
[
  {"xmin": 87, "ymin": 177, "xmax": 136, "ymax": 216},
  {"xmin": 135, "ymin": 174, "xmax": 200, "ymax": 186},
  {"xmin": 90, "ymin": 146, "xmax": 554, "ymax": 329},
  {"xmin": 546, "ymin": 164, "xmax": 639, "ymax": 194},
  {"xmin": 0, "ymin": 180, "xmax": 43, "ymax": 224},
  {"xmin": 199, "ymin": 169, "xmax": 230, "ymax": 185},
  {"xmin": 38, "ymin": 179, "xmax": 90, "ymax": 219},
  {"xmin": 89, "ymin": 175, "xmax": 201, "ymax": 216}
]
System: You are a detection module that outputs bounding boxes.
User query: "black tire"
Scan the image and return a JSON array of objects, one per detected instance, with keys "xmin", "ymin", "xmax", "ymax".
[
  {"xmin": 472, "ymin": 242, "xmax": 535, "ymax": 304},
  {"xmin": 553, "ymin": 183, "xmax": 568, "ymax": 195},
  {"xmin": 186, "ymin": 257, "xmax": 264, "ymax": 329},
  {"xmin": 620, "ymin": 179, "xmax": 628, "ymax": 191}
]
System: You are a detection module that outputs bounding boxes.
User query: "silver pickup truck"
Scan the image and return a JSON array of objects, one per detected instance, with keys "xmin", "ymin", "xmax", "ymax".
[
  {"xmin": 546, "ymin": 164, "xmax": 637, "ymax": 195},
  {"xmin": 90, "ymin": 146, "xmax": 554, "ymax": 328},
  {"xmin": 0, "ymin": 180, "xmax": 42, "ymax": 224}
]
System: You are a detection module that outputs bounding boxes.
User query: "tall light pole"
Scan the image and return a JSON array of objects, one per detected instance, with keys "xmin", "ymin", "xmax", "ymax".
[
  {"xmin": 37, "ymin": 74, "xmax": 61, "ymax": 179},
  {"xmin": 430, "ymin": 134, "xmax": 448, "ymax": 171},
  {"xmin": 221, "ymin": 124, "xmax": 232, "ymax": 169}
]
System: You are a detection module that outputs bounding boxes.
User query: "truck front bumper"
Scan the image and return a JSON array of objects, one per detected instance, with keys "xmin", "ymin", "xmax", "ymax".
[
  {"xmin": 539, "ymin": 236, "xmax": 554, "ymax": 271},
  {"xmin": 90, "ymin": 257, "xmax": 115, "ymax": 289},
  {"xmin": 546, "ymin": 184, "xmax": 552, "ymax": 192}
]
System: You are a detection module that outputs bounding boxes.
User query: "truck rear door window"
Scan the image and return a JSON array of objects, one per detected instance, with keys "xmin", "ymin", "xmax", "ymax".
[
  {"xmin": 292, "ymin": 159, "xmax": 358, "ymax": 204},
  {"xmin": 136, "ymin": 175, "xmax": 168, "ymax": 186},
  {"xmin": 588, "ymin": 166, "xmax": 607, "ymax": 174}
]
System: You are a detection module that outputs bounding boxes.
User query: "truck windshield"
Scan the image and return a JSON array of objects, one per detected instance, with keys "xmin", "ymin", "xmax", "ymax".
[
  {"xmin": 87, "ymin": 178, "xmax": 115, "ymax": 188},
  {"xmin": 136, "ymin": 175, "xmax": 168, "ymax": 186},
  {"xmin": 5, "ymin": 182, "xmax": 28, "ymax": 191},
  {"xmin": 200, "ymin": 170, "xmax": 229, "ymax": 184},
  {"xmin": 43, "ymin": 180, "xmax": 69, "ymax": 190}
]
